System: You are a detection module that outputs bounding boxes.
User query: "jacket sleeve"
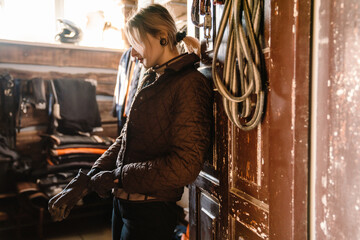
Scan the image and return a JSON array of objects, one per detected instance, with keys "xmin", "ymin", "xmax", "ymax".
[
  {"xmin": 121, "ymin": 72, "xmax": 213, "ymax": 193},
  {"xmin": 92, "ymin": 133, "xmax": 123, "ymax": 171}
]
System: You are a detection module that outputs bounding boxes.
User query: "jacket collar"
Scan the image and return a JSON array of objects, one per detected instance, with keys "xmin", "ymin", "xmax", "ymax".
[
  {"xmin": 152, "ymin": 53, "xmax": 200, "ymax": 74},
  {"xmin": 140, "ymin": 53, "xmax": 200, "ymax": 89}
]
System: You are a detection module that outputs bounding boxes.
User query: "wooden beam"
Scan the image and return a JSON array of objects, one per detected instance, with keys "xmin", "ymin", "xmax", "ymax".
[
  {"xmin": 0, "ymin": 40, "xmax": 123, "ymax": 70},
  {"xmin": 0, "ymin": 68, "xmax": 117, "ymax": 96}
]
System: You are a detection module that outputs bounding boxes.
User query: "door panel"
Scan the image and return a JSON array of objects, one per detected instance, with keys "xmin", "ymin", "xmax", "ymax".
[
  {"xmin": 190, "ymin": 172, "xmax": 220, "ymax": 240},
  {"xmin": 199, "ymin": 192, "xmax": 220, "ymax": 240},
  {"xmin": 231, "ymin": 218, "xmax": 266, "ymax": 240},
  {"xmin": 229, "ymin": 191, "xmax": 269, "ymax": 239},
  {"xmin": 188, "ymin": 0, "xmax": 311, "ymax": 239},
  {"xmin": 229, "ymin": 125, "xmax": 269, "ymax": 239},
  {"xmin": 230, "ymin": 127, "xmax": 269, "ymax": 202}
]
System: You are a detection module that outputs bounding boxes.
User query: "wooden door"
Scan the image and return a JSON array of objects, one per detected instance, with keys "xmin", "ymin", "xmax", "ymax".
[{"xmin": 188, "ymin": 0, "xmax": 311, "ymax": 239}]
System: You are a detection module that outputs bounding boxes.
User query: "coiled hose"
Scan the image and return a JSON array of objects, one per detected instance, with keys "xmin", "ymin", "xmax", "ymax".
[{"xmin": 212, "ymin": 0, "xmax": 265, "ymax": 131}]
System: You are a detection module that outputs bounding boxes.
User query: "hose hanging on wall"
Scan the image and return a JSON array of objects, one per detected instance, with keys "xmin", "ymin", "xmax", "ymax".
[{"xmin": 212, "ymin": 0, "xmax": 265, "ymax": 131}]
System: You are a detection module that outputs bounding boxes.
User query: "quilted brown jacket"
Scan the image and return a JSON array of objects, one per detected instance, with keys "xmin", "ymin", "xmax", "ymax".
[{"xmin": 92, "ymin": 53, "xmax": 213, "ymax": 201}]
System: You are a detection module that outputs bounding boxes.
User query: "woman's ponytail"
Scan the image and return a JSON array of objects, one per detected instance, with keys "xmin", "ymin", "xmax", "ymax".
[{"xmin": 181, "ymin": 35, "xmax": 201, "ymax": 57}]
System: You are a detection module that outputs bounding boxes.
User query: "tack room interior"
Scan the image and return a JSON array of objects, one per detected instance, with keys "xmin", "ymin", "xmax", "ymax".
[{"xmin": 0, "ymin": 0, "xmax": 359, "ymax": 239}]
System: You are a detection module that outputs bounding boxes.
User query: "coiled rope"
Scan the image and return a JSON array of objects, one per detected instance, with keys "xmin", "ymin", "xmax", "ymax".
[{"xmin": 212, "ymin": 0, "xmax": 265, "ymax": 131}]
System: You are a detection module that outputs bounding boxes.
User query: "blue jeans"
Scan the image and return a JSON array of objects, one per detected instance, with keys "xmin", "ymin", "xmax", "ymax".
[{"xmin": 112, "ymin": 197, "xmax": 178, "ymax": 240}]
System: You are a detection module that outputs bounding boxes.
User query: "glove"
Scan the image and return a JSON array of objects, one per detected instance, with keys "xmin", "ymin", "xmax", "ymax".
[
  {"xmin": 90, "ymin": 168, "xmax": 122, "ymax": 198},
  {"xmin": 48, "ymin": 169, "xmax": 90, "ymax": 221}
]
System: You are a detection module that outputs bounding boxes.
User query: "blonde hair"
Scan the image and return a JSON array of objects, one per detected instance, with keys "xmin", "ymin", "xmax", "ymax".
[
  {"xmin": 126, "ymin": 4, "xmax": 177, "ymax": 49},
  {"xmin": 125, "ymin": 4, "xmax": 200, "ymax": 55}
]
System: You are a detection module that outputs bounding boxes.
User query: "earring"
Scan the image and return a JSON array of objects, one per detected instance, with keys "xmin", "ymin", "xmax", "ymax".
[{"xmin": 160, "ymin": 38, "xmax": 168, "ymax": 46}]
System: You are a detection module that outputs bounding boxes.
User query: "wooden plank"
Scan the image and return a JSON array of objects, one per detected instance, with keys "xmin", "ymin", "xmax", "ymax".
[
  {"xmin": 98, "ymin": 100, "xmax": 117, "ymax": 123},
  {"xmin": 17, "ymin": 108, "xmax": 49, "ymax": 129},
  {"xmin": 0, "ymin": 68, "xmax": 117, "ymax": 96},
  {"xmin": 312, "ymin": 0, "xmax": 360, "ymax": 239},
  {"xmin": 0, "ymin": 41, "xmax": 123, "ymax": 70},
  {"xmin": 16, "ymin": 129, "xmax": 46, "ymax": 164},
  {"xmin": 98, "ymin": 123, "xmax": 118, "ymax": 139},
  {"xmin": 268, "ymin": 0, "xmax": 311, "ymax": 239}
]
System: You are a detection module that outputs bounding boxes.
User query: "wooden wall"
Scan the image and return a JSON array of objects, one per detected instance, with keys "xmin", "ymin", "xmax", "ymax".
[{"xmin": 0, "ymin": 40, "xmax": 123, "ymax": 166}]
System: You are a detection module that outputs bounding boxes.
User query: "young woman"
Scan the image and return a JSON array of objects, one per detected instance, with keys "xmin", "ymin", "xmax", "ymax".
[{"xmin": 48, "ymin": 4, "xmax": 213, "ymax": 240}]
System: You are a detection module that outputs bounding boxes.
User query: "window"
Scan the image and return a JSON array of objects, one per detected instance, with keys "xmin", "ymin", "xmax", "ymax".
[{"xmin": 0, "ymin": 0, "xmax": 129, "ymax": 49}]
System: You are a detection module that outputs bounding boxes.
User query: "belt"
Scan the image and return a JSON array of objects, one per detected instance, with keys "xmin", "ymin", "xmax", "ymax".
[{"xmin": 113, "ymin": 188, "xmax": 157, "ymax": 201}]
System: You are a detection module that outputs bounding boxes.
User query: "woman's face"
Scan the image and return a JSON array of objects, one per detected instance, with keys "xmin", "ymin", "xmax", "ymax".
[{"xmin": 130, "ymin": 33, "xmax": 165, "ymax": 68}]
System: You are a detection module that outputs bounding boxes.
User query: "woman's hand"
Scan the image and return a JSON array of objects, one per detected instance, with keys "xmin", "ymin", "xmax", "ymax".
[
  {"xmin": 90, "ymin": 169, "xmax": 122, "ymax": 198},
  {"xmin": 48, "ymin": 169, "xmax": 90, "ymax": 221}
]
